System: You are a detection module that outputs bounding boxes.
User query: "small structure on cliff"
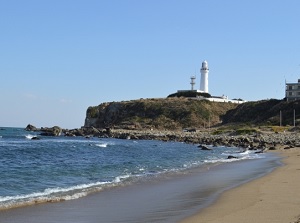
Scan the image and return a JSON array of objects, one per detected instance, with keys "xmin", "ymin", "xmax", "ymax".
[
  {"xmin": 175, "ymin": 60, "xmax": 245, "ymax": 104},
  {"xmin": 285, "ymin": 79, "xmax": 300, "ymax": 101},
  {"xmin": 200, "ymin": 60, "xmax": 209, "ymax": 93}
]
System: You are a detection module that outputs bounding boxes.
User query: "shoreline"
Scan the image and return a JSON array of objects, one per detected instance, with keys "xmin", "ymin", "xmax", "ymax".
[
  {"xmin": 2, "ymin": 127, "xmax": 300, "ymax": 222},
  {"xmin": 0, "ymin": 150, "xmax": 281, "ymax": 223},
  {"xmin": 25, "ymin": 125, "xmax": 300, "ymax": 152},
  {"xmin": 181, "ymin": 148, "xmax": 300, "ymax": 223}
]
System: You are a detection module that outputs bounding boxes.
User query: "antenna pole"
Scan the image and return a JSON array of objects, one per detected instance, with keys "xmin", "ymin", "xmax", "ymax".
[
  {"xmin": 280, "ymin": 110, "xmax": 282, "ymax": 127},
  {"xmin": 294, "ymin": 109, "xmax": 296, "ymax": 127},
  {"xmin": 190, "ymin": 76, "xmax": 196, "ymax": 90}
]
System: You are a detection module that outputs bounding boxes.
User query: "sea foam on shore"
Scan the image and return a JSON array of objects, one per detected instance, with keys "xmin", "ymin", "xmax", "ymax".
[
  {"xmin": 0, "ymin": 152, "xmax": 281, "ymax": 223},
  {"xmin": 0, "ymin": 127, "xmax": 286, "ymax": 222}
]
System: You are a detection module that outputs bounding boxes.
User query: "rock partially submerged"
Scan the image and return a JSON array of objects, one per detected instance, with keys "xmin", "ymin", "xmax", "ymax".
[
  {"xmin": 25, "ymin": 124, "xmax": 109, "ymax": 138},
  {"xmin": 227, "ymin": 155, "xmax": 238, "ymax": 159},
  {"xmin": 40, "ymin": 126, "xmax": 62, "ymax": 136},
  {"xmin": 198, "ymin": 145, "xmax": 213, "ymax": 150}
]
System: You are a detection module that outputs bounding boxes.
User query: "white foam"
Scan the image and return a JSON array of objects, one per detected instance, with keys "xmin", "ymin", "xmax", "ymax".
[
  {"xmin": 183, "ymin": 161, "xmax": 202, "ymax": 168},
  {"xmin": 202, "ymin": 150, "xmax": 265, "ymax": 165},
  {"xmin": 25, "ymin": 134, "xmax": 36, "ymax": 139},
  {"xmin": 94, "ymin": 141, "xmax": 116, "ymax": 148},
  {"xmin": 95, "ymin": 143, "xmax": 108, "ymax": 148},
  {"xmin": 239, "ymin": 150, "xmax": 251, "ymax": 155},
  {"xmin": 113, "ymin": 174, "xmax": 131, "ymax": 183},
  {"xmin": 0, "ymin": 181, "xmax": 110, "ymax": 207}
]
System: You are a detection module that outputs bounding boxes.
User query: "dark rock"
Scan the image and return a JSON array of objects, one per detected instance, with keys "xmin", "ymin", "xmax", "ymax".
[
  {"xmin": 242, "ymin": 137, "xmax": 251, "ymax": 143},
  {"xmin": 79, "ymin": 127, "xmax": 102, "ymax": 136},
  {"xmin": 72, "ymin": 129, "xmax": 85, "ymax": 137},
  {"xmin": 198, "ymin": 145, "xmax": 212, "ymax": 150},
  {"xmin": 40, "ymin": 126, "xmax": 62, "ymax": 136},
  {"xmin": 31, "ymin": 136, "xmax": 40, "ymax": 140},
  {"xmin": 228, "ymin": 138, "xmax": 236, "ymax": 144},
  {"xmin": 64, "ymin": 132, "xmax": 76, "ymax": 137},
  {"xmin": 213, "ymin": 142, "xmax": 219, "ymax": 147},
  {"xmin": 268, "ymin": 146, "xmax": 277, "ymax": 150},
  {"xmin": 25, "ymin": 124, "xmax": 38, "ymax": 131},
  {"xmin": 227, "ymin": 155, "xmax": 238, "ymax": 159},
  {"xmin": 105, "ymin": 127, "xmax": 111, "ymax": 134},
  {"xmin": 183, "ymin": 128, "xmax": 196, "ymax": 132}
]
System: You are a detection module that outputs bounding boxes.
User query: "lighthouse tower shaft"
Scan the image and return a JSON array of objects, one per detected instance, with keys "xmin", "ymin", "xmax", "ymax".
[{"xmin": 200, "ymin": 60, "xmax": 209, "ymax": 93}]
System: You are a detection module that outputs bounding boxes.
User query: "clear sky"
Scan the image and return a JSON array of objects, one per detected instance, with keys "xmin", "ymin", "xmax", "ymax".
[{"xmin": 1, "ymin": 0, "xmax": 299, "ymax": 128}]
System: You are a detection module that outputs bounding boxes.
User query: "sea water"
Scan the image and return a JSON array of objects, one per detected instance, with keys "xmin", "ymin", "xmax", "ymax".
[{"xmin": 0, "ymin": 127, "xmax": 270, "ymax": 210}]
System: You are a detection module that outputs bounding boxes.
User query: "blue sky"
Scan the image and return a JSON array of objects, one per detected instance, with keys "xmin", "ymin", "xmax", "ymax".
[{"xmin": 1, "ymin": 0, "xmax": 299, "ymax": 128}]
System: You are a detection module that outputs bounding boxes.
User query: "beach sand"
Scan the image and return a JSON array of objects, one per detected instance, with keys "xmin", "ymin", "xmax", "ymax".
[{"xmin": 181, "ymin": 148, "xmax": 300, "ymax": 223}]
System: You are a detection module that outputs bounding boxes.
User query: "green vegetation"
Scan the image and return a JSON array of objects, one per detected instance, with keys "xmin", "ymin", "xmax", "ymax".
[
  {"xmin": 212, "ymin": 129, "xmax": 227, "ymax": 135},
  {"xmin": 270, "ymin": 126, "xmax": 289, "ymax": 133},
  {"xmin": 85, "ymin": 98, "xmax": 237, "ymax": 130},
  {"xmin": 235, "ymin": 128, "xmax": 258, "ymax": 135},
  {"xmin": 222, "ymin": 99, "xmax": 300, "ymax": 126},
  {"xmin": 85, "ymin": 98, "xmax": 300, "ymax": 130},
  {"xmin": 86, "ymin": 106, "xmax": 98, "ymax": 118},
  {"xmin": 212, "ymin": 125, "xmax": 258, "ymax": 135}
]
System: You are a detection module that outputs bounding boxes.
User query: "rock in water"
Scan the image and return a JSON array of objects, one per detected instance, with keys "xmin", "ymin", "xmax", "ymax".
[
  {"xmin": 25, "ymin": 124, "xmax": 38, "ymax": 131},
  {"xmin": 198, "ymin": 145, "xmax": 213, "ymax": 150},
  {"xmin": 40, "ymin": 126, "xmax": 62, "ymax": 136},
  {"xmin": 227, "ymin": 155, "xmax": 238, "ymax": 159}
]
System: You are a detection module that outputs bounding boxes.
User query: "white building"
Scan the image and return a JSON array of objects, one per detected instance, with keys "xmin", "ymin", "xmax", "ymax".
[
  {"xmin": 200, "ymin": 60, "xmax": 209, "ymax": 93},
  {"xmin": 286, "ymin": 79, "xmax": 300, "ymax": 101},
  {"xmin": 176, "ymin": 59, "xmax": 245, "ymax": 104}
]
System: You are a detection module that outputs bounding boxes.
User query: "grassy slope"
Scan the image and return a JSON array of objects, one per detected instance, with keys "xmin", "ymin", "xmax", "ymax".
[{"xmin": 85, "ymin": 98, "xmax": 238, "ymax": 130}]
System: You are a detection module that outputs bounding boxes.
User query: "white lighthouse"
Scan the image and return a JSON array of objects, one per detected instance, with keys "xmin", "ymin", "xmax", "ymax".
[{"xmin": 200, "ymin": 60, "xmax": 209, "ymax": 93}]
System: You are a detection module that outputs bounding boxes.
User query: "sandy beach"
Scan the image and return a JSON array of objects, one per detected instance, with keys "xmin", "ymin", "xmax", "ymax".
[{"xmin": 181, "ymin": 148, "xmax": 300, "ymax": 223}]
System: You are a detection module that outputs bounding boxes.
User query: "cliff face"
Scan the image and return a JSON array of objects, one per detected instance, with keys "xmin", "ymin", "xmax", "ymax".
[
  {"xmin": 84, "ymin": 98, "xmax": 238, "ymax": 130},
  {"xmin": 222, "ymin": 99, "xmax": 300, "ymax": 126}
]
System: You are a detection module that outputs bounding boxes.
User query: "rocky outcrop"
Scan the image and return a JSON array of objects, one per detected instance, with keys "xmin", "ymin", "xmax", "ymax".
[
  {"xmin": 84, "ymin": 98, "xmax": 238, "ymax": 130},
  {"xmin": 84, "ymin": 98, "xmax": 300, "ymax": 131},
  {"xmin": 99, "ymin": 129, "xmax": 300, "ymax": 151},
  {"xmin": 24, "ymin": 123, "xmax": 300, "ymax": 151},
  {"xmin": 40, "ymin": 126, "xmax": 62, "ymax": 136},
  {"xmin": 25, "ymin": 124, "xmax": 39, "ymax": 131},
  {"xmin": 25, "ymin": 124, "xmax": 111, "ymax": 138},
  {"xmin": 63, "ymin": 127, "xmax": 108, "ymax": 137}
]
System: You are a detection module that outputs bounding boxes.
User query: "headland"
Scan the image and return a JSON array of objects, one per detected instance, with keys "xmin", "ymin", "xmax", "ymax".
[{"xmin": 20, "ymin": 97, "xmax": 300, "ymax": 222}]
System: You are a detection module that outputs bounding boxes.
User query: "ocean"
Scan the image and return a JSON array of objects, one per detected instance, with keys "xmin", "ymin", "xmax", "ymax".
[{"xmin": 0, "ymin": 127, "xmax": 281, "ymax": 222}]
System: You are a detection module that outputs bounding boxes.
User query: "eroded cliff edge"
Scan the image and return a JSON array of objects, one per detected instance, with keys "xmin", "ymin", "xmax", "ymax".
[{"xmin": 84, "ymin": 98, "xmax": 238, "ymax": 130}]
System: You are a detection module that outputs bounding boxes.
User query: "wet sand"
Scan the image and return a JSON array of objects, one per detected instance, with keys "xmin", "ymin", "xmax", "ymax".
[
  {"xmin": 181, "ymin": 148, "xmax": 300, "ymax": 223},
  {"xmin": 0, "ymin": 154, "xmax": 280, "ymax": 223}
]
